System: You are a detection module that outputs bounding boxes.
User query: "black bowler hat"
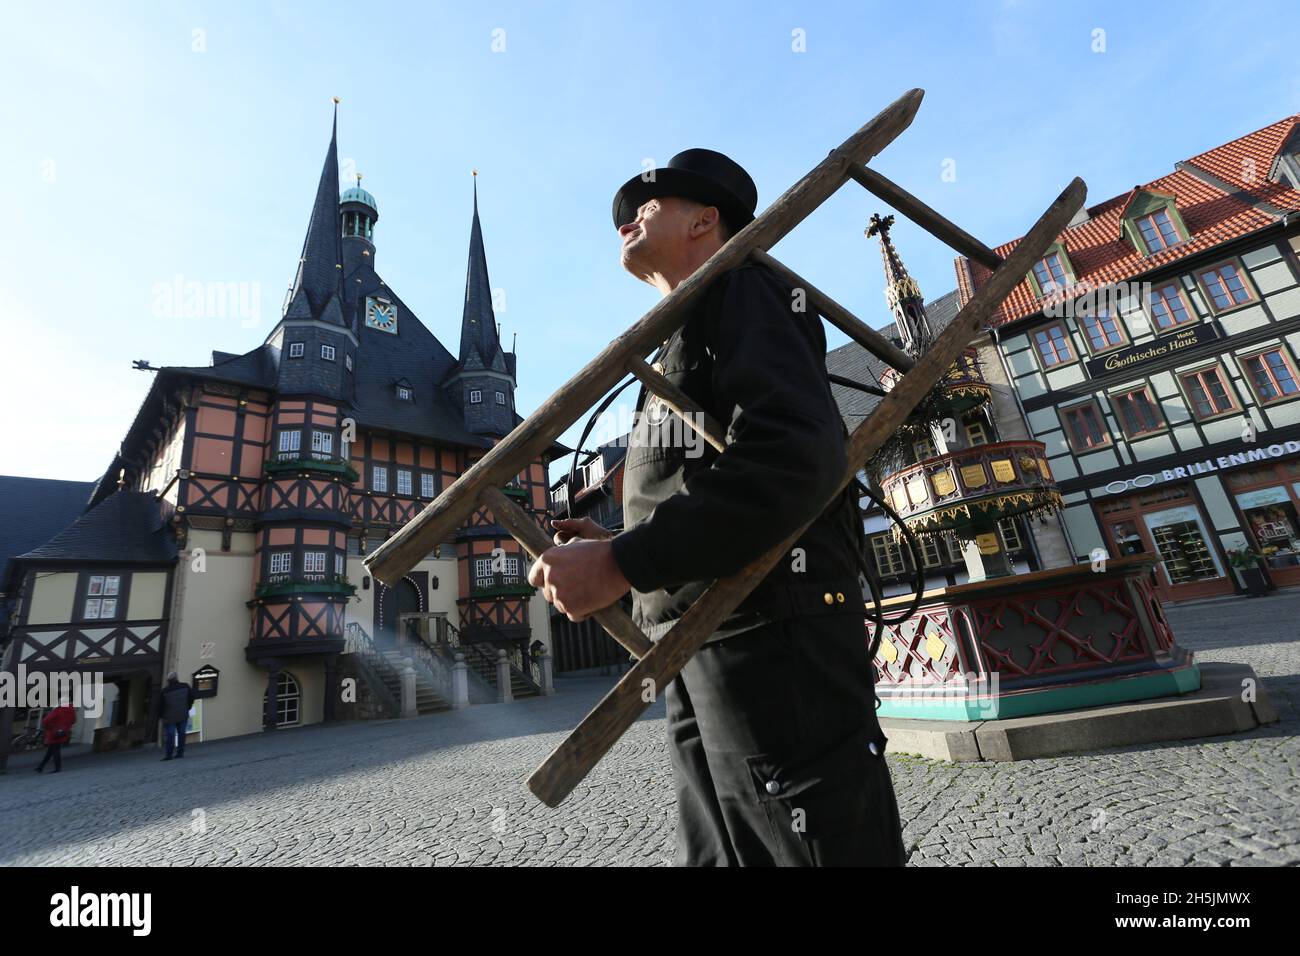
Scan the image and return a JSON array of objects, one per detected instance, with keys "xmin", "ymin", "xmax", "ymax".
[{"xmin": 612, "ymin": 148, "xmax": 758, "ymax": 234}]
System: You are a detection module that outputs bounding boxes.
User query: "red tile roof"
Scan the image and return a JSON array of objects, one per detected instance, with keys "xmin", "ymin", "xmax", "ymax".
[
  {"xmin": 1185, "ymin": 115, "xmax": 1300, "ymax": 211},
  {"xmin": 957, "ymin": 114, "xmax": 1300, "ymax": 327}
]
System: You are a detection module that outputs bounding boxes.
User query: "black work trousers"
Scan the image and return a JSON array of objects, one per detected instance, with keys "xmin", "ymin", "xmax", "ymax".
[{"xmin": 665, "ymin": 614, "xmax": 907, "ymax": 866}]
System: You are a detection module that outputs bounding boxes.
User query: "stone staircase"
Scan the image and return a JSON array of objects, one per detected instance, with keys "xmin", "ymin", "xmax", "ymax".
[
  {"xmin": 456, "ymin": 640, "xmax": 541, "ymax": 700},
  {"xmin": 378, "ymin": 649, "xmax": 452, "ymax": 715}
]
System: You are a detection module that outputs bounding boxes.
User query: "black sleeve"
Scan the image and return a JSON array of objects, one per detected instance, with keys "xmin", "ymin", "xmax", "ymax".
[{"xmin": 610, "ymin": 266, "xmax": 847, "ymax": 591}]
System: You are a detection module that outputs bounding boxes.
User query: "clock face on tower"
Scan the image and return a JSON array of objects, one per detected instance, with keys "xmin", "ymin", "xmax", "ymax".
[{"xmin": 365, "ymin": 297, "xmax": 398, "ymax": 334}]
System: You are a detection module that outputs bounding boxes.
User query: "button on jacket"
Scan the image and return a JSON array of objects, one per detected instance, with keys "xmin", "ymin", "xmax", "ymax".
[{"xmin": 610, "ymin": 262, "xmax": 865, "ymax": 636}]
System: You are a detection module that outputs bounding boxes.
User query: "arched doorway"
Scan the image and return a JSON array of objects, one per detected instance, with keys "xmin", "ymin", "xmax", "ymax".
[{"xmin": 377, "ymin": 578, "xmax": 422, "ymax": 647}]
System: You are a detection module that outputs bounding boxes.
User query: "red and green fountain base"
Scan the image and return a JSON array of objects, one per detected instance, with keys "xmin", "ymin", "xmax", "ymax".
[
  {"xmin": 872, "ymin": 555, "xmax": 1200, "ymax": 722},
  {"xmin": 868, "ymin": 558, "xmax": 1277, "ymax": 761}
]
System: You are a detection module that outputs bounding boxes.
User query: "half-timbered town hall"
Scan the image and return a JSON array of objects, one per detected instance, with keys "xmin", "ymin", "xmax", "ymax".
[{"xmin": 2, "ymin": 107, "xmax": 559, "ymax": 750}]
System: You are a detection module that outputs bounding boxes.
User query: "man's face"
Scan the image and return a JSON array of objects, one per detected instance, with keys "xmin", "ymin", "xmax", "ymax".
[{"xmin": 618, "ymin": 196, "xmax": 714, "ymax": 278}]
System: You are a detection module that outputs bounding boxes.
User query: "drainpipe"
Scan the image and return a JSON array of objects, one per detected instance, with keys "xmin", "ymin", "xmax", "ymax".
[{"xmin": 989, "ymin": 323, "xmax": 1082, "ymax": 563}]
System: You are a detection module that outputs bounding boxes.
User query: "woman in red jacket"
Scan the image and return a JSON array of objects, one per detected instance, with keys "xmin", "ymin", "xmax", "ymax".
[{"xmin": 35, "ymin": 700, "xmax": 76, "ymax": 774}]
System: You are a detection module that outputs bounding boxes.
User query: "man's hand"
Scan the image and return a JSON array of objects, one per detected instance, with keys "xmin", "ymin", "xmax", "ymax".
[
  {"xmin": 549, "ymin": 516, "xmax": 612, "ymax": 545},
  {"xmin": 528, "ymin": 536, "xmax": 630, "ymax": 622}
]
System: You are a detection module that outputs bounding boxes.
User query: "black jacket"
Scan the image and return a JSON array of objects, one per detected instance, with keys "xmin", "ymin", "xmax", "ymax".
[
  {"xmin": 160, "ymin": 681, "xmax": 195, "ymax": 725},
  {"xmin": 610, "ymin": 263, "xmax": 865, "ymax": 635}
]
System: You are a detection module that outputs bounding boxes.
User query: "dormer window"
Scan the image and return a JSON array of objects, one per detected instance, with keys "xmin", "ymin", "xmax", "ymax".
[
  {"xmin": 1033, "ymin": 253, "xmax": 1068, "ymax": 294},
  {"xmin": 1027, "ymin": 242, "xmax": 1075, "ymax": 298},
  {"xmin": 1135, "ymin": 209, "xmax": 1181, "ymax": 252},
  {"xmin": 289, "ymin": 342, "xmax": 305, "ymax": 358},
  {"xmin": 1269, "ymin": 125, "xmax": 1300, "ymax": 190},
  {"xmin": 397, "ymin": 386, "xmax": 413, "ymax": 401},
  {"xmin": 1120, "ymin": 189, "xmax": 1189, "ymax": 256}
]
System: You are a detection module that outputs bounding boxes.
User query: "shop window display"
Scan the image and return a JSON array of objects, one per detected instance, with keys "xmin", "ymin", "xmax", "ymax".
[
  {"xmin": 1142, "ymin": 506, "xmax": 1223, "ymax": 585},
  {"xmin": 1237, "ymin": 487, "xmax": 1300, "ymax": 570}
]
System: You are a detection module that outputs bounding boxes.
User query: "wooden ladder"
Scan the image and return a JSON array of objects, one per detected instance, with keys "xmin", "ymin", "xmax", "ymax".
[{"xmin": 365, "ymin": 88, "xmax": 1087, "ymax": 807}]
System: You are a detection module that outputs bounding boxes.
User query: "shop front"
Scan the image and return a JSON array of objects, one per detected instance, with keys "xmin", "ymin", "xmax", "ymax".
[
  {"xmin": 1096, "ymin": 483, "xmax": 1232, "ymax": 603},
  {"xmin": 1224, "ymin": 460, "xmax": 1300, "ymax": 589}
]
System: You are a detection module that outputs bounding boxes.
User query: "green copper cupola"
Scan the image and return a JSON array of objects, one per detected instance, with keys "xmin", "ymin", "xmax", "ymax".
[{"xmin": 340, "ymin": 173, "xmax": 378, "ymax": 244}]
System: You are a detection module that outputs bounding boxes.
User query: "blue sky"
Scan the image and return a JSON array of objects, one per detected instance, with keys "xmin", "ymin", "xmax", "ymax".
[{"xmin": 2, "ymin": 0, "xmax": 1298, "ymax": 481}]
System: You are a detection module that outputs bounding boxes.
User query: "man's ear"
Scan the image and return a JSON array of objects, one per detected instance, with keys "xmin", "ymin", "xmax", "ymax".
[{"xmin": 691, "ymin": 204, "xmax": 723, "ymax": 239}]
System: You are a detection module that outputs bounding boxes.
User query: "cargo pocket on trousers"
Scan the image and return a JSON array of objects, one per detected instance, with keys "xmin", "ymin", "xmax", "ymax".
[{"xmin": 745, "ymin": 724, "xmax": 890, "ymax": 867}]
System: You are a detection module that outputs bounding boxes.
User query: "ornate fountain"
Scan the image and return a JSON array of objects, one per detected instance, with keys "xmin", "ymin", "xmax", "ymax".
[{"xmin": 861, "ymin": 215, "xmax": 1199, "ymax": 722}]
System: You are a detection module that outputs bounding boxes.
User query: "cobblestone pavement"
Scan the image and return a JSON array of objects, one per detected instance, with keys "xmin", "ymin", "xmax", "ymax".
[{"xmin": 2, "ymin": 592, "xmax": 1297, "ymax": 866}]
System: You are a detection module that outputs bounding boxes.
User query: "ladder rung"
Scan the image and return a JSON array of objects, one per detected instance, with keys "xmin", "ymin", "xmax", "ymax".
[
  {"xmin": 479, "ymin": 487, "xmax": 654, "ymax": 659},
  {"xmin": 847, "ymin": 165, "xmax": 1003, "ymax": 270},
  {"xmin": 749, "ymin": 249, "xmax": 915, "ymax": 373},
  {"xmin": 625, "ymin": 356, "xmax": 727, "ymax": 452}
]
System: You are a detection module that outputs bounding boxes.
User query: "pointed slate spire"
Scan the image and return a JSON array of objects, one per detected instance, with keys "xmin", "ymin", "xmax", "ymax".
[
  {"xmin": 458, "ymin": 172, "xmax": 508, "ymax": 371},
  {"xmin": 866, "ymin": 213, "xmax": 930, "ymax": 354},
  {"xmin": 284, "ymin": 100, "xmax": 346, "ymax": 327}
]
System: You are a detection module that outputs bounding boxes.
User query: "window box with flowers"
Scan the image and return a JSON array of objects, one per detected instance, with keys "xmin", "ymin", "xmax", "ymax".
[
  {"xmin": 264, "ymin": 457, "xmax": 360, "ymax": 483},
  {"xmin": 255, "ymin": 575, "xmax": 357, "ymax": 599}
]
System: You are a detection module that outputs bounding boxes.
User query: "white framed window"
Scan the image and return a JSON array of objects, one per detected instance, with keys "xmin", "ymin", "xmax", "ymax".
[
  {"xmin": 420, "ymin": 473, "xmax": 435, "ymax": 497},
  {"xmin": 264, "ymin": 672, "xmax": 300, "ymax": 727},
  {"xmin": 303, "ymin": 552, "xmax": 326, "ymax": 574},
  {"xmin": 469, "ymin": 389, "xmax": 482, "ymax": 404},
  {"xmin": 334, "ymin": 553, "xmax": 345, "ymax": 577},
  {"xmin": 345, "ymin": 354, "xmax": 353, "ymax": 372},
  {"xmin": 311, "ymin": 430, "xmax": 333, "ymax": 455},
  {"xmin": 474, "ymin": 556, "xmax": 494, "ymax": 586},
  {"xmin": 397, "ymin": 469, "xmax": 412, "ymax": 495},
  {"xmin": 397, "ymin": 386, "xmax": 412, "ymax": 401},
  {"xmin": 83, "ymin": 574, "xmax": 122, "ymax": 619},
  {"xmin": 321, "ymin": 344, "xmax": 336, "ymax": 361},
  {"xmin": 278, "ymin": 430, "xmax": 301, "ymax": 453},
  {"xmin": 495, "ymin": 391, "xmax": 506, "ymax": 405},
  {"xmin": 871, "ymin": 535, "xmax": 905, "ymax": 575},
  {"xmin": 269, "ymin": 552, "xmax": 292, "ymax": 576},
  {"xmin": 288, "ymin": 342, "xmax": 304, "ymax": 358},
  {"xmin": 372, "ymin": 466, "xmax": 388, "ymax": 493},
  {"xmin": 502, "ymin": 556, "xmax": 520, "ymax": 581}
]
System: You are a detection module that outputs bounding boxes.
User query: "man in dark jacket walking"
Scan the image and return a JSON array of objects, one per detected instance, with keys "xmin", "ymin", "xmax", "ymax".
[
  {"xmin": 528, "ymin": 150, "xmax": 906, "ymax": 866},
  {"xmin": 159, "ymin": 672, "xmax": 194, "ymax": 761}
]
